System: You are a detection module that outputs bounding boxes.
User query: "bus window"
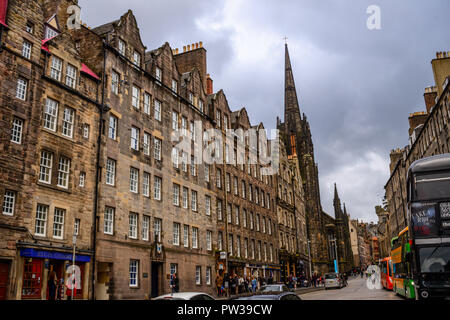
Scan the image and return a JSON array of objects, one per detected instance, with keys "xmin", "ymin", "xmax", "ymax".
[
  {"xmin": 415, "ymin": 172, "xmax": 450, "ymax": 200},
  {"xmin": 389, "ymin": 260, "xmax": 393, "ymax": 276}
]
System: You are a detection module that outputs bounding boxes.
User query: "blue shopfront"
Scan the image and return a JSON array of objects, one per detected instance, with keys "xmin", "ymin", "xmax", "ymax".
[{"xmin": 20, "ymin": 248, "xmax": 91, "ymax": 300}]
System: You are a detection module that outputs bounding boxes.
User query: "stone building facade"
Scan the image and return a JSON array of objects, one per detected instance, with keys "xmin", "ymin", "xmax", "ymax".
[
  {"xmin": 0, "ymin": 0, "xmax": 101, "ymax": 300},
  {"xmin": 385, "ymin": 51, "xmax": 450, "ymax": 245},
  {"xmin": 0, "ymin": 0, "xmax": 355, "ymax": 299}
]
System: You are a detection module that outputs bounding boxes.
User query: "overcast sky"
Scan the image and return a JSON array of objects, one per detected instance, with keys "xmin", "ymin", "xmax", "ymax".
[{"xmin": 79, "ymin": 0, "xmax": 450, "ymax": 223}]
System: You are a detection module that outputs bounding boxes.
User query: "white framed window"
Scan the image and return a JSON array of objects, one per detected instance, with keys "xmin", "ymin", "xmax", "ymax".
[
  {"xmin": 181, "ymin": 152, "xmax": 188, "ymax": 172},
  {"xmin": 195, "ymin": 266, "xmax": 201, "ymax": 285},
  {"xmin": 153, "ymin": 138, "xmax": 162, "ymax": 160},
  {"xmin": 39, "ymin": 151, "xmax": 53, "ymax": 184},
  {"xmin": 130, "ymin": 167, "xmax": 139, "ymax": 193},
  {"xmin": 153, "ymin": 176, "xmax": 162, "ymax": 200},
  {"xmin": 129, "ymin": 260, "xmax": 138, "ymax": 287},
  {"xmin": 143, "ymin": 93, "xmax": 151, "ymax": 115},
  {"xmin": 206, "ymin": 230, "xmax": 212, "ymax": 251},
  {"xmin": 11, "ymin": 117, "xmax": 23, "ymax": 144},
  {"xmin": 206, "ymin": 267, "xmax": 211, "ymax": 285},
  {"xmin": 57, "ymin": 157, "xmax": 71, "ymax": 189},
  {"xmin": 62, "ymin": 107, "xmax": 74, "ymax": 138},
  {"xmin": 109, "ymin": 115, "xmax": 117, "ymax": 140},
  {"xmin": 172, "ymin": 111, "xmax": 179, "ymax": 130},
  {"xmin": 228, "ymin": 234, "xmax": 233, "ymax": 256},
  {"xmin": 172, "ymin": 79, "xmax": 177, "ymax": 93},
  {"xmin": 199, "ymin": 100, "xmax": 204, "ymax": 113},
  {"xmin": 154, "ymin": 218, "xmax": 162, "ymax": 242},
  {"xmin": 262, "ymin": 217, "xmax": 266, "ymax": 234},
  {"xmin": 132, "ymin": 86, "xmax": 140, "ymax": 109},
  {"xmin": 133, "ymin": 51, "xmax": 141, "ymax": 67},
  {"xmin": 83, "ymin": 124, "xmax": 90, "ymax": 139},
  {"xmin": 205, "ymin": 164, "xmax": 210, "ymax": 183},
  {"xmin": 182, "ymin": 187, "xmax": 189, "ymax": 209},
  {"xmin": 217, "ymin": 200, "xmax": 223, "ymax": 221},
  {"xmin": 227, "ymin": 203, "xmax": 232, "ymax": 224},
  {"xmin": 118, "ymin": 39, "xmax": 126, "ymax": 55},
  {"xmin": 143, "ymin": 132, "xmax": 150, "ymax": 156},
  {"xmin": 142, "ymin": 215, "xmax": 150, "ymax": 241},
  {"xmin": 181, "ymin": 117, "xmax": 187, "ymax": 136},
  {"xmin": 35, "ymin": 204, "xmax": 48, "ymax": 236},
  {"xmin": 235, "ymin": 206, "xmax": 240, "ymax": 225},
  {"xmin": 251, "ymin": 240, "xmax": 255, "ymax": 259},
  {"xmin": 250, "ymin": 212, "xmax": 254, "ymax": 230},
  {"xmin": 43, "ymin": 98, "xmax": 59, "ymax": 131},
  {"xmin": 2, "ymin": 190, "xmax": 16, "ymax": 216},
  {"xmin": 226, "ymin": 173, "xmax": 230, "ymax": 192},
  {"xmin": 143, "ymin": 172, "xmax": 150, "ymax": 197},
  {"xmin": 170, "ymin": 264, "xmax": 178, "ymax": 276},
  {"xmin": 216, "ymin": 169, "xmax": 221, "ymax": 188},
  {"xmin": 172, "ymin": 184, "xmax": 180, "ymax": 206},
  {"xmin": 192, "ymin": 227, "xmax": 198, "ymax": 248},
  {"xmin": 22, "ymin": 40, "xmax": 32, "ymax": 59},
  {"xmin": 129, "ymin": 213, "xmax": 138, "ymax": 239},
  {"xmin": 241, "ymin": 181, "xmax": 246, "ymax": 198},
  {"xmin": 190, "ymin": 156, "xmax": 197, "ymax": 176},
  {"xmin": 218, "ymin": 232, "xmax": 223, "ymax": 251},
  {"xmin": 270, "ymin": 244, "xmax": 274, "ymax": 262},
  {"xmin": 154, "ymin": 100, "xmax": 161, "ymax": 121},
  {"xmin": 74, "ymin": 219, "xmax": 80, "ymax": 236},
  {"xmin": 65, "ymin": 64, "xmax": 77, "ymax": 89},
  {"xmin": 131, "ymin": 126, "xmax": 139, "ymax": 150},
  {"xmin": 205, "ymin": 196, "xmax": 211, "ymax": 216},
  {"xmin": 216, "ymin": 110, "xmax": 221, "ymax": 128},
  {"xmin": 183, "ymin": 225, "xmax": 189, "ymax": 247},
  {"xmin": 155, "ymin": 67, "xmax": 162, "ymax": 82},
  {"xmin": 244, "ymin": 239, "xmax": 248, "ymax": 259},
  {"xmin": 104, "ymin": 207, "xmax": 114, "ymax": 235},
  {"xmin": 243, "ymin": 209, "xmax": 247, "ymax": 228},
  {"xmin": 106, "ymin": 158, "xmax": 116, "ymax": 186},
  {"xmin": 111, "ymin": 71, "xmax": 119, "ymax": 94},
  {"xmin": 256, "ymin": 214, "xmax": 260, "ymax": 232},
  {"xmin": 16, "ymin": 78, "xmax": 27, "ymax": 100},
  {"xmin": 45, "ymin": 26, "xmax": 58, "ymax": 39},
  {"xmin": 268, "ymin": 219, "xmax": 272, "ymax": 235},
  {"xmin": 50, "ymin": 56, "xmax": 62, "ymax": 81},
  {"xmin": 191, "ymin": 190, "xmax": 197, "ymax": 212},
  {"xmin": 236, "ymin": 236, "xmax": 241, "ymax": 257},
  {"xmin": 79, "ymin": 172, "xmax": 85, "ymax": 187},
  {"xmin": 233, "ymin": 177, "xmax": 238, "ymax": 195},
  {"xmin": 172, "ymin": 148, "xmax": 179, "ymax": 169},
  {"xmin": 53, "ymin": 208, "xmax": 65, "ymax": 239},
  {"xmin": 26, "ymin": 23, "xmax": 34, "ymax": 34},
  {"xmin": 173, "ymin": 223, "xmax": 180, "ymax": 246}
]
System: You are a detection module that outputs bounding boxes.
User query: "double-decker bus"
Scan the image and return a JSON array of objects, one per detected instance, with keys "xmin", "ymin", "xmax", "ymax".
[
  {"xmin": 391, "ymin": 227, "xmax": 415, "ymax": 298},
  {"xmin": 405, "ymin": 154, "xmax": 450, "ymax": 299},
  {"xmin": 379, "ymin": 257, "xmax": 393, "ymax": 290}
]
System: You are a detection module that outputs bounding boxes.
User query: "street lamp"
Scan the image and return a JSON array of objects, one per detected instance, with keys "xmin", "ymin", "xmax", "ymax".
[{"xmin": 72, "ymin": 233, "xmax": 77, "ymax": 300}]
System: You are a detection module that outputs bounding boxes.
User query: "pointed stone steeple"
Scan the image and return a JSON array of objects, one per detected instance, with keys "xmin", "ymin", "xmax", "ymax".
[
  {"xmin": 284, "ymin": 44, "xmax": 302, "ymax": 133},
  {"xmin": 333, "ymin": 183, "xmax": 342, "ymax": 218},
  {"xmin": 343, "ymin": 203, "xmax": 348, "ymax": 216}
]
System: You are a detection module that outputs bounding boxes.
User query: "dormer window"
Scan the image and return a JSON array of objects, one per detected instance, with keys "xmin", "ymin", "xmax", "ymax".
[
  {"xmin": 172, "ymin": 79, "xmax": 178, "ymax": 94},
  {"xmin": 189, "ymin": 92, "xmax": 193, "ymax": 104},
  {"xmin": 133, "ymin": 51, "xmax": 141, "ymax": 67},
  {"xmin": 26, "ymin": 22, "xmax": 34, "ymax": 34},
  {"xmin": 45, "ymin": 26, "xmax": 59, "ymax": 39},
  {"xmin": 155, "ymin": 67, "xmax": 162, "ymax": 82},
  {"xmin": 118, "ymin": 39, "xmax": 126, "ymax": 56},
  {"xmin": 199, "ymin": 100, "xmax": 204, "ymax": 113}
]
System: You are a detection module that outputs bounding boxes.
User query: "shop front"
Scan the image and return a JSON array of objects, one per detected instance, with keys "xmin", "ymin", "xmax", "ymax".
[{"xmin": 19, "ymin": 248, "xmax": 91, "ymax": 300}]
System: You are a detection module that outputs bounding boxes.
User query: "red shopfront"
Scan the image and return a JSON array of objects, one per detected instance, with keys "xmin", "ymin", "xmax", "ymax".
[{"xmin": 20, "ymin": 248, "xmax": 90, "ymax": 300}]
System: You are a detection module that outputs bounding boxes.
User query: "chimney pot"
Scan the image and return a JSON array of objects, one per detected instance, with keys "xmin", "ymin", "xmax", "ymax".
[
  {"xmin": 199, "ymin": 41, "xmax": 203, "ymax": 48},
  {"xmin": 195, "ymin": 43, "xmax": 199, "ymax": 49},
  {"xmin": 187, "ymin": 44, "xmax": 191, "ymax": 51},
  {"xmin": 183, "ymin": 46, "xmax": 186, "ymax": 53}
]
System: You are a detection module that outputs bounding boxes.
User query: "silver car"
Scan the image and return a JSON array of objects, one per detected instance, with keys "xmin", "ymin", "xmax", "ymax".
[
  {"xmin": 153, "ymin": 292, "xmax": 215, "ymax": 300},
  {"xmin": 324, "ymin": 273, "xmax": 344, "ymax": 290}
]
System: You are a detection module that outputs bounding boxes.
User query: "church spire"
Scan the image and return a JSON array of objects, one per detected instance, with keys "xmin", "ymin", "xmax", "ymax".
[
  {"xmin": 333, "ymin": 183, "xmax": 342, "ymax": 218},
  {"xmin": 284, "ymin": 43, "xmax": 301, "ymax": 128}
]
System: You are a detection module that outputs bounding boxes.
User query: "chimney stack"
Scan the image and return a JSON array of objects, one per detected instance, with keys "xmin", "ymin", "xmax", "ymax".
[
  {"xmin": 207, "ymin": 74, "xmax": 213, "ymax": 95},
  {"xmin": 431, "ymin": 50, "xmax": 450, "ymax": 97},
  {"xmin": 174, "ymin": 41, "xmax": 208, "ymax": 92},
  {"xmin": 424, "ymin": 86, "xmax": 438, "ymax": 113}
]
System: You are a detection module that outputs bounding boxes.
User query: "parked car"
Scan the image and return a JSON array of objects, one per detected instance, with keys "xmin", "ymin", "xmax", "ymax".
[
  {"xmin": 153, "ymin": 292, "xmax": 215, "ymax": 300},
  {"xmin": 233, "ymin": 292, "xmax": 301, "ymax": 300},
  {"xmin": 324, "ymin": 273, "xmax": 344, "ymax": 290},
  {"xmin": 258, "ymin": 284, "xmax": 292, "ymax": 293}
]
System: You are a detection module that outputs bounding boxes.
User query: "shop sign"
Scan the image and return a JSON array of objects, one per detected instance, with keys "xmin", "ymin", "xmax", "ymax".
[{"xmin": 20, "ymin": 248, "xmax": 91, "ymax": 262}]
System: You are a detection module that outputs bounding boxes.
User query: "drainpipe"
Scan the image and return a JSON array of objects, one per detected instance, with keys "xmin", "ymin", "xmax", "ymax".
[{"xmin": 91, "ymin": 36, "xmax": 109, "ymax": 300}]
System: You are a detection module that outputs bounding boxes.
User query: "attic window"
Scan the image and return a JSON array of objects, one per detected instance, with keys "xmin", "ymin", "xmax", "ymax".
[
  {"xmin": 26, "ymin": 22, "xmax": 34, "ymax": 34},
  {"xmin": 118, "ymin": 39, "xmax": 126, "ymax": 55},
  {"xmin": 133, "ymin": 51, "xmax": 141, "ymax": 67},
  {"xmin": 155, "ymin": 67, "xmax": 162, "ymax": 82},
  {"xmin": 45, "ymin": 26, "xmax": 59, "ymax": 39}
]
